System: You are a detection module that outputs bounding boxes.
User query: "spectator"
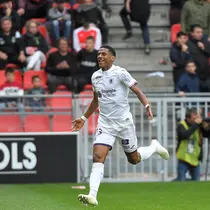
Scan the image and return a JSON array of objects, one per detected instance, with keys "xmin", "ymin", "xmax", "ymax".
[
  {"xmin": 48, "ymin": 0, "xmax": 72, "ymax": 43},
  {"xmin": 119, "ymin": 0, "xmax": 151, "ymax": 55},
  {"xmin": 46, "ymin": 38, "xmax": 76, "ymax": 93},
  {"xmin": 181, "ymin": 0, "xmax": 210, "ymax": 37},
  {"xmin": 26, "ymin": 75, "xmax": 45, "ymax": 111},
  {"xmin": 169, "ymin": 0, "xmax": 187, "ymax": 27},
  {"xmin": 0, "ymin": 0, "xmax": 21, "ymax": 31},
  {"xmin": 0, "ymin": 68, "xmax": 23, "ymax": 109},
  {"xmin": 187, "ymin": 24, "xmax": 210, "ymax": 92},
  {"xmin": 22, "ymin": 20, "xmax": 48, "ymax": 70},
  {"xmin": 18, "ymin": 0, "xmax": 51, "ymax": 26},
  {"xmin": 176, "ymin": 61, "xmax": 199, "ymax": 96},
  {"xmin": 74, "ymin": 0, "xmax": 108, "ymax": 44},
  {"xmin": 73, "ymin": 22, "xmax": 101, "ymax": 52},
  {"xmin": 0, "ymin": 17, "xmax": 25, "ymax": 70},
  {"xmin": 176, "ymin": 108, "xmax": 210, "ymax": 181},
  {"xmin": 77, "ymin": 36, "xmax": 98, "ymax": 92},
  {"xmin": 170, "ymin": 31, "xmax": 191, "ymax": 90}
]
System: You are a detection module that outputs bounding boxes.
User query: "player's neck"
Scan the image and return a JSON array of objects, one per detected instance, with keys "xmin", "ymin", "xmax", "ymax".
[{"xmin": 102, "ymin": 64, "xmax": 113, "ymax": 71}]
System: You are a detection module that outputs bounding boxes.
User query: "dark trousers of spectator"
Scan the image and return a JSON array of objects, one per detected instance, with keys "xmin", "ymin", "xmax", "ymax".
[
  {"xmin": 48, "ymin": 74, "xmax": 76, "ymax": 93},
  {"xmin": 119, "ymin": 7, "xmax": 150, "ymax": 44},
  {"xmin": 0, "ymin": 57, "xmax": 25, "ymax": 70},
  {"xmin": 169, "ymin": 7, "xmax": 181, "ymax": 26},
  {"xmin": 98, "ymin": 23, "xmax": 109, "ymax": 44},
  {"xmin": 77, "ymin": 74, "xmax": 92, "ymax": 92},
  {"xmin": 176, "ymin": 160, "xmax": 200, "ymax": 181},
  {"xmin": 200, "ymin": 77, "xmax": 210, "ymax": 92},
  {"xmin": 21, "ymin": 2, "xmax": 52, "ymax": 27}
]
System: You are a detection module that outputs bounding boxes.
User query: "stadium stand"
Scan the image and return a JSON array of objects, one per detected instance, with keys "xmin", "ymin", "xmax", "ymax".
[
  {"xmin": 52, "ymin": 115, "xmax": 72, "ymax": 131},
  {"xmin": 0, "ymin": 115, "xmax": 23, "ymax": 132},
  {"xmin": 24, "ymin": 115, "xmax": 50, "ymax": 132}
]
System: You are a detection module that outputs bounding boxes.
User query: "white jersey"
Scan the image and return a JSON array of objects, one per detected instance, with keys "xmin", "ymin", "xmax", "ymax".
[{"xmin": 91, "ymin": 65, "xmax": 137, "ymax": 129}]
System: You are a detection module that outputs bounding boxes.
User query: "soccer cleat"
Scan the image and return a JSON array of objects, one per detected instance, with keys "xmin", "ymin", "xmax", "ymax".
[
  {"xmin": 78, "ymin": 194, "xmax": 98, "ymax": 206},
  {"xmin": 152, "ymin": 139, "xmax": 169, "ymax": 160}
]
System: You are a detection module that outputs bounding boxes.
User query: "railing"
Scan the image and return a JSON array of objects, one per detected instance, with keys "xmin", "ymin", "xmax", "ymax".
[{"xmin": 1, "ymin": 93, "xmax": 210, "ymax": 182}]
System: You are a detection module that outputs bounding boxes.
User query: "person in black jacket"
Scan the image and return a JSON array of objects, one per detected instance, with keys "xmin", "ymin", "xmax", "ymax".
[
  {"xmin": 187, "ymin": 24, "xmax": 210, "ymax": 92},
  {"xmin": 0, "ymin": 0, "xmax": 21, "ymax": 32},
  {"xmin": 119, "ymin": 0, "xmax": 151, "ymax": 55},
  {"xmin": 22, "ymin": 20, "xmax": 48, "ymax": 70},
  {"xmin": 170, "ymin": 31, "xmax": 191, "ymax": 90},
  {"xmin": 169, "ymin": 0, "xmax": 187, "ymax": 26},
  {"xmin": 0, "ymin": 17, "xmax": 25, "ymax": 69},
  {"xmin": 76, "ymin": 36, "xmax": 98, "ymax": 92},
  {"xmin": 74, "ymin": 0, "xmax": 108, "ymax": 44},
  {"xmin": 46, "ymin": 38, "xmax": 77, "ymax": 93}
]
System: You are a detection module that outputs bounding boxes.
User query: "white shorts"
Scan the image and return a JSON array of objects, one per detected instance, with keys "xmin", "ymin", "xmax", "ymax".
[{"xmin": 93, "ymin": 122, "xmax": 138, "ymax": 153}]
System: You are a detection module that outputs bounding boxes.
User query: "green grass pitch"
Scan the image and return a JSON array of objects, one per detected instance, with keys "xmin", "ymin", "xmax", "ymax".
[{"xmin": 0, "ymin": 182, "xmax": 209, "ymax": 210}]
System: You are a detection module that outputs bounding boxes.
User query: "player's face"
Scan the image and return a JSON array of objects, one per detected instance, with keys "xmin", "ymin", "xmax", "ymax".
[{"xmin": 97, "ymin": 48, "xmax": 115, "ymax": 69}]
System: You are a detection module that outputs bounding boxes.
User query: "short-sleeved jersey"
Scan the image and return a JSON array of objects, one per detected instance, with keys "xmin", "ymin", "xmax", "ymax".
[{"xmin": 91, "ymin": 65, "xmax": 137, "ymax": 128}]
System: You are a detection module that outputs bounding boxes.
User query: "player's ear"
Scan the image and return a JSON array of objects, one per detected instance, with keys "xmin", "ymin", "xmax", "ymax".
[{"xmin": 111, "ymin": 56, "xmax": 116, "ymax": 62}]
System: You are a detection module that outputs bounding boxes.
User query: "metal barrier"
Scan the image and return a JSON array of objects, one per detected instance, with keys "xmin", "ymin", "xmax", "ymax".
[
  {"xmin": 1, "ymin": 94, "xmax": 210, "ymax": 182},
  {"xmin": 77, "ymin": 95, "xmax": 210, "ymax": 182}
]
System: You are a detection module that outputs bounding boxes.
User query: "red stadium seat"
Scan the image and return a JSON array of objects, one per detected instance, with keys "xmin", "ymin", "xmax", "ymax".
[
  {"xmin": 0, "ymin": 115, "xmax": 23, "ymax": 132},
  {"xmin": 6, "ymin": 63, "xmax": 20, "ymax": 69},
  {"xmin": 24, "ymin": 115, "xmax": 50, "ymax": 132},
  {"xmin": 171, "ymin": 24, "xmax": 181, "ymax": 43},
  {"xmin": 31, "ymin": 18, "xmax": 47, "ymax": 24},
  {"xmin": 56, "ymin": 85, "xmax": 68, "ymax": 91},
  {"xmin": 24, "ymin": 70, "xmax": 47, "ymax": 90},
  {"xmin": 51, "ymin": 91, "xmax": 72, "ymax": 111},
  {"xmin": 52, "ymin": 115, "xmax": 72, "ymax": 131},
  {"xmin": 84, "ymin": 84, "xmax": 92, "ymax": 91},
  {"xmin": 52, "ymin": 3, "xmax": 71, "ymax": 8},
  {"xmin": 88, "ymin": 113, "xmax": 99, "ymax": 135},
  {"xmin": 0, "ymin": 70, "xmax": 22, "ymax": 86}
]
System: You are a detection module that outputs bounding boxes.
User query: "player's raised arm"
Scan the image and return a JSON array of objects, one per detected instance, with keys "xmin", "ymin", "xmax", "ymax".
[
  {"xmin": 130, "ymin": 85, "xmax": 153, "ymax": 120},
  {"xmin": 72, "ymin": 92, "xmax": 98, "ymax": 131}
]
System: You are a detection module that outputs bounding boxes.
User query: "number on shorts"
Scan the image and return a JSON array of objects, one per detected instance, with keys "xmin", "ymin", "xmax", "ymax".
[{"xmin": 122, "ymin": 139, "xmax": 129, "ymax": 145}]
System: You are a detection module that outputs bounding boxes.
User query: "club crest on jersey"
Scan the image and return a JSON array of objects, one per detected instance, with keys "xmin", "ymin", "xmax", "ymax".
[{"xmin": 97, "ymin": 91, "xmax": 102, "ymax": 98}]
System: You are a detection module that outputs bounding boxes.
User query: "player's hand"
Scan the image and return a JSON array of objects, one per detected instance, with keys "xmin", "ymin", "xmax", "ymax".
[
  {"xmin": 72, "ymin": 118, "xmax": 85, "ymax": 131},
  {"xmin": 147, "ymin": 107, "xmax": 153, "ymax": 120}
]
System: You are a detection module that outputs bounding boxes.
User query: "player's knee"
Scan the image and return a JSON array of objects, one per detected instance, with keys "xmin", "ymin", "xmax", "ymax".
[{"xmin": 93, "ymin": 152, "xmax": 105, "ymax": 163}]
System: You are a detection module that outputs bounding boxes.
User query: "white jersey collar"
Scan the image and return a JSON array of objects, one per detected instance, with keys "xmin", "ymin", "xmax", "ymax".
[{"xmin": 101, "ymin": 65, "xmax": 115, "ymax": 75}]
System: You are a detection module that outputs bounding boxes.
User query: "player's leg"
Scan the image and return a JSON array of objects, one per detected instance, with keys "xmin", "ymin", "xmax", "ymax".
[
  {"xmin": 120, "ymin": 124, "xmax": 169, "ymax": 164},
  {"xmin": 78, "ymin": 127, "xmax": 115, "ymax": 206}
]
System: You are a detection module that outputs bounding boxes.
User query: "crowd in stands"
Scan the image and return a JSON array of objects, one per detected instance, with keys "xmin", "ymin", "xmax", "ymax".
[
  {"xmin": 170, "ymin": 0, "xmax": 210, "ymax": 96},
  {"xmin": 0, "ymin": 0, "xmax": 107, "ymax": 110}
]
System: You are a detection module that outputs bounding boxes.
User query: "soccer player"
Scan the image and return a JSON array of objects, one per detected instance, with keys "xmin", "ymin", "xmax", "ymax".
[{"xmin": 72, "ymin": 45, "xmax": 169, "ymax": 206}]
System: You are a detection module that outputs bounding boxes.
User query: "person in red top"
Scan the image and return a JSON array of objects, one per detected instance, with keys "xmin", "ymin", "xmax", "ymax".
[
  {"xmin": 0, "ymin": 68, "xmax": 23, "ymax": 109},
  {"xmin": 73, "ymin": 22, "xmax": 102, "ymax": 52}
]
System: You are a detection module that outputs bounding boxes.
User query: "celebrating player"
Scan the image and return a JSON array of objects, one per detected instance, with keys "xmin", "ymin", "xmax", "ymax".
[{"xmin": 72, "ymin": 45, "xmax": 169, "ymax": 206}]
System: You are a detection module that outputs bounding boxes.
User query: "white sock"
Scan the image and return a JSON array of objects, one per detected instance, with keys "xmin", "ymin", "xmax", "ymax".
[
  {"xmin": 89, "ymin": 163, "xmax": 104, "ymax": 199},
  {"xmin": 137, "ymin": 141, "xmax": 156, "ymax": 161}
]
